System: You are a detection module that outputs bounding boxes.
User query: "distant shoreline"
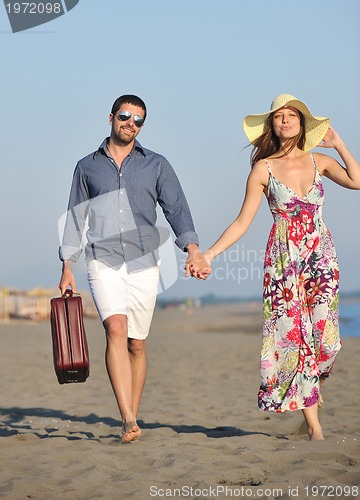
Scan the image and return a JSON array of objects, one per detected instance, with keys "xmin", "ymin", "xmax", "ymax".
[{"xmin": 157, "ymin": 292, "xmax": 360, "ymax": 308}]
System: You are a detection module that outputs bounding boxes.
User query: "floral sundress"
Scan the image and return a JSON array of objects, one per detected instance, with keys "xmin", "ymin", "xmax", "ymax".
[{"xmin": 258, "ymin": 153, "xmax": 341, "ymax": 412}]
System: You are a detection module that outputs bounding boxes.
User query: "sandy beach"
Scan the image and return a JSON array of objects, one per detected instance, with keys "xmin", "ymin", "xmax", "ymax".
[{"xmin": 0, "ymin": 303, "xmax": 359, "ymax": 499}]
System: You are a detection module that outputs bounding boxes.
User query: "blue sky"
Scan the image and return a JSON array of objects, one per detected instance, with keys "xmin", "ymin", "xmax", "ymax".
[{"xmin": 0, "ymin": 0, "xmax": 359, "ymax": 299}]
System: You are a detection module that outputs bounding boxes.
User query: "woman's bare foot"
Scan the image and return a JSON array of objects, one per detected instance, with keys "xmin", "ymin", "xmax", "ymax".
[
  {"xmin": 302, "ymin": 404, "xmax": 325, "ymax": 441},
  {"xmin": 308, "ymin": 426, "xmax": 325, "ymax": 441},
  {"xmin": 122, "ymin": 420, "xmax": 141, "ymax": 443}
]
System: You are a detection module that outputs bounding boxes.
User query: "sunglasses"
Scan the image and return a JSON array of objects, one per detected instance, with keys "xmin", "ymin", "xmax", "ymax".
[{"xmin": 116, "ymin": 111, "xmax": 145, "ymax": 128}]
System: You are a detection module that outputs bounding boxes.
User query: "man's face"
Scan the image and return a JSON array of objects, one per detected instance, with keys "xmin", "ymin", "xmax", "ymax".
[{"xmin": 110, "ymin": 103, "xmax": 145, "ymax": 145}]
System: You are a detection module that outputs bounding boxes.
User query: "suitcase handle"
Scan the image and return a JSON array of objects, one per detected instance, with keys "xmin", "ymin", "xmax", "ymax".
[{"xmin": 62, "ymin": 289, "xmax": 80, "ymax": 299}]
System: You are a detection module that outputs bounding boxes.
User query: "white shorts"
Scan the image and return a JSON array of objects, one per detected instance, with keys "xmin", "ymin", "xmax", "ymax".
[{"xmin": 87, "ymin": 260, "xmax": 160, "ymax": 340}]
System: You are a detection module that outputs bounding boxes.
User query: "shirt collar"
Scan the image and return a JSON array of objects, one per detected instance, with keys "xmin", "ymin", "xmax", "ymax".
[{"xmin": 94, "ymin": 137, "xmax": 146, "ymax": 158}]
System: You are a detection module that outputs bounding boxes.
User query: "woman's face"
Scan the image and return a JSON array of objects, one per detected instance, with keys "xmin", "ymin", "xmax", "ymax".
[{"xmin": 272, "ymin": 106, "xmax": 301, "ymax": 141}]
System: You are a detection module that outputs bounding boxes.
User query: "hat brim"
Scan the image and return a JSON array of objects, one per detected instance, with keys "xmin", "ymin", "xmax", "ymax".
[{"xmin": 243, "ymin": 99, "xmax": 329, "ymax": 151}]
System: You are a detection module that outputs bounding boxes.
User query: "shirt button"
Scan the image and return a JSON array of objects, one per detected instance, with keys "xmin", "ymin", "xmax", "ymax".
[
  {"xmin": 120, "ymin": 190, "xmax": 123, "ymax": 194},
  {"xmin": 120, "ymin": 173, "xmax": 123, "ymax": 177},
  {"xmin": 120, "ymin": 210, "xmax": 123, "ymax": 213}
]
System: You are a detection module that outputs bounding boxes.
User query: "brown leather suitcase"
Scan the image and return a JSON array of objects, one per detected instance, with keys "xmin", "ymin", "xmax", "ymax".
[{"xmin": 50, "ymin": 290, "xmax": 90, "ymax": 384}]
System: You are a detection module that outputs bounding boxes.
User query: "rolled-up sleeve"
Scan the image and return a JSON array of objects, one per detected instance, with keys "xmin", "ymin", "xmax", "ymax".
[{"xmin": 156, "ymin": 158, "xmax": 199, "ymax": 251}]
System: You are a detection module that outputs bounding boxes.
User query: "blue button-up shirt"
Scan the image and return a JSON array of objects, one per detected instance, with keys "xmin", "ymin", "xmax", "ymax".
[{"xmin": 59, "ymin": 138, "xmax": 199, "ymax": 272}]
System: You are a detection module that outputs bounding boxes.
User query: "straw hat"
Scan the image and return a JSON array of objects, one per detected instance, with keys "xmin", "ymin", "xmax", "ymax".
[{"xmin": 243, "ymin": 94, "xmax": 330, "ymax": 151}]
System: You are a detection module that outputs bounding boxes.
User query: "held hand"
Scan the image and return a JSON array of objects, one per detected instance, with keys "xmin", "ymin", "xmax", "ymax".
[
  {"xmin": 185, "ymin": 246, "xmax": 212, "ymax": 280},
  {"xmin": 189, "ymin": 261, "xmax": 212, "ymax": 280},
  {"xmin": 58, "ymin": 267, "xmax": 77, "ymax": 295},
  {"xmin": 192, "ymin": 250, "xmax": 213, "ymax": 280},
  {"xmin": 317, "ymin": 126, "xmax": 344, "ymax": 150}
]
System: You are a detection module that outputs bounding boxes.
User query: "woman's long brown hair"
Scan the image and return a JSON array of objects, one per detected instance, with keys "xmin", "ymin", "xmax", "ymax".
[{"xmin": 250, "ymin": 110, "xmax": 306, "ymax": 167}]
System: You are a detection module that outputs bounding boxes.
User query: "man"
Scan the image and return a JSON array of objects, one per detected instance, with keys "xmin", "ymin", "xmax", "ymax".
[{"xmin": 59, "ymin": 95, "xmax": 210, "ymax": 442}]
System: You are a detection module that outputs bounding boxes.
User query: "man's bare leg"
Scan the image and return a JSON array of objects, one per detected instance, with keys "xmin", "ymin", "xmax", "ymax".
[
  {"xmin": 103, "ymin": 314, "xmax": 141, "ymax": 442},
  {"xmin": 128, "ymin": 338, "xmax": 147, "ymax": 418}
]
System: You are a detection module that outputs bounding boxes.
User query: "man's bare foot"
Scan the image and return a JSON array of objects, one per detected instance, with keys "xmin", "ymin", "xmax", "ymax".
[{"xmin": 122, "ymin": 420, "xmax": 141, "ymax": 443}]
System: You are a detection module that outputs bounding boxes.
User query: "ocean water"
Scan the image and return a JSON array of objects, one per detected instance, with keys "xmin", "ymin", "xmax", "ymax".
[{"xmin": 339, "ymin": 303, "xmax": 360, "ymax": 338}]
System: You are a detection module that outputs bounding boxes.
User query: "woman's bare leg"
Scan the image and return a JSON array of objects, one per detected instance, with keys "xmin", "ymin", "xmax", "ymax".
[
  {"xmin": 302, "ymin": 404, "xmax": 325, "ymax": 440},
  {"xmin": 318, "ymin": 377, "xmax": 326, "ymax": 407}
]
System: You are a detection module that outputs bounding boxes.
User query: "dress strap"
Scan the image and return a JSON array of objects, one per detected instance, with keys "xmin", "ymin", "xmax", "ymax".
[
  {"xmin": 264, "ymin": 158, "xmax": 272, "ymax": 174},
  {"xmin": 309, "ymin": 152, "xmax": 318, "ymax": 172}
]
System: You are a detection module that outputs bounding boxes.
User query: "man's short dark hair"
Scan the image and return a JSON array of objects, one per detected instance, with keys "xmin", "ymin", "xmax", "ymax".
[{"xmin": 111, "ymin": 95, "xmax": 147, "ymax": 122}]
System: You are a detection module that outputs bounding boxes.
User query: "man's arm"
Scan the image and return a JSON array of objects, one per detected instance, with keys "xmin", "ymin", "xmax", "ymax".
[
  {"xmin": 59, "ymin": 260, "xmax": 77, "ymax": 295},
  {"xmin": 156, "ymin": 158, "xmax": 211, "ymax": 279},
  {"xmin": 58, "ymin": 162, "xmax": 90, "ymax": 293}
]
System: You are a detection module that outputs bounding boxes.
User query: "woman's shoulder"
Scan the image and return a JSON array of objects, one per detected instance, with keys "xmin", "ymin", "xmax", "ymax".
[
  {"xmin": 250, "ymin": 159, "xmax": 270, "ymax": 186},
  {"xmin": 312, "ymin": 152, "xmax": 328, "ymax": 161},
  {"xmin": 311, "ymin": 152, "xmax": 332, "ymax": 174},
  {"xmin": 253, "ymin": 158, "xmax": 270, "ymax": 168},
  {"xmin": 252, "ymin": 158, "xmax": 270, "ymax": 172}
]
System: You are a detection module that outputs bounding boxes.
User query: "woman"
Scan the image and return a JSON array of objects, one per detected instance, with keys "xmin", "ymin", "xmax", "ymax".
[{"xmin": 202, "ymin": 94, "xmax": 360, "ymax": 440}]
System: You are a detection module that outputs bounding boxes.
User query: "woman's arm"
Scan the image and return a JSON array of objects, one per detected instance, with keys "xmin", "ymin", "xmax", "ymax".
[
  {"xmin": 316, "ymin": 127, "xmax": 360, "ymax": 189},
  {"xmin": 204, "ymin": 160, "xmax": 268, "ymax": 264}
]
